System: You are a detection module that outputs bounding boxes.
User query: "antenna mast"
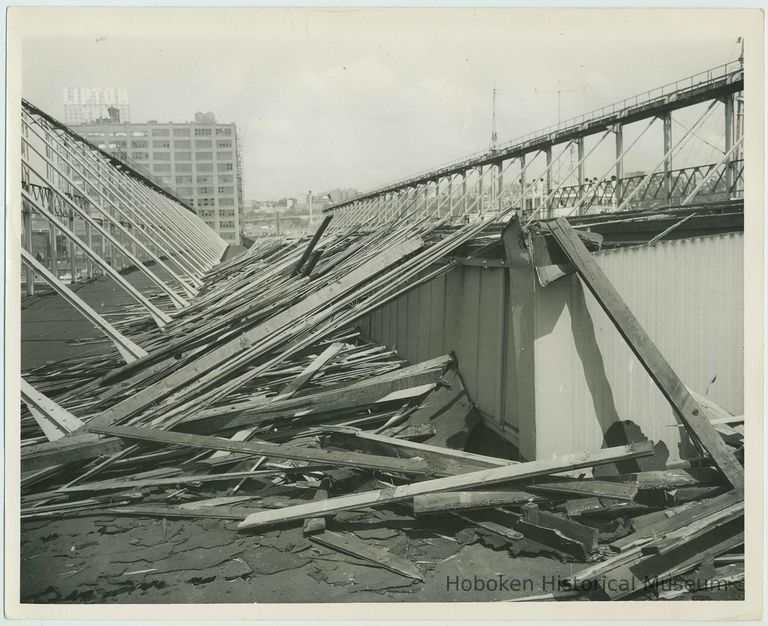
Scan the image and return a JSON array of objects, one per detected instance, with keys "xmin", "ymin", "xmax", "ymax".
[
  {"xmin": 490, "ymin": 85, "xmax": 498, "ymax": 152},
  {"xmin": 534, "ymin": 80, "xmax": 586, "ymax": 185}
]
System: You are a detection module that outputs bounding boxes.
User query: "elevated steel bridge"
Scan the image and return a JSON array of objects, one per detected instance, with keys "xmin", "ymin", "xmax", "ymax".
[{"xmin": 325, "ymin": 59, "xmax": 744, "ymax": 228}]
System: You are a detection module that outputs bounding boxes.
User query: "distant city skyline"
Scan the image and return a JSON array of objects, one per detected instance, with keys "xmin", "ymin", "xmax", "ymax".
[{"xmin": 20, "ymin": 8, "xmax": 746, "ymax": 200}]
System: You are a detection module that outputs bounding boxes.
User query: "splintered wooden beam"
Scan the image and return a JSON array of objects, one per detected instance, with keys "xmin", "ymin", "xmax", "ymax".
[
  {"xmin": 310, "ymin": 530, "xmax": 423, "ymax": 581},
  {"xmin": 91, "ymin": 424, "xmax": 432, "ymax": 476},
  {"xmin": 547, "ymin": 217, "xmax": 744, "ymax": 492},
  {"xmin": 237, "ymin": 441, "xmax": 654, "ymax": 530}
]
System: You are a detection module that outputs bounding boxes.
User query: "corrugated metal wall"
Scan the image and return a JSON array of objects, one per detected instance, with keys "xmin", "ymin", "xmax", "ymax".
[
  {"xmin": 532, "ymin": 232, "xmax": 743, "ymax": 462},
  {"xmin": 361, "ymin": 264, "xmax": 517, "ymax": 437},
  {"xmin": 360, "ymin": 232, "xmax": 743, "ymax": 462}
]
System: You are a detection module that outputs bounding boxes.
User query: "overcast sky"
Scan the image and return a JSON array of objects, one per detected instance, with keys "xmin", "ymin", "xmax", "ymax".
[{"xmin": 16, "ymin": 7, "xmax": 749, "ymax": 200}]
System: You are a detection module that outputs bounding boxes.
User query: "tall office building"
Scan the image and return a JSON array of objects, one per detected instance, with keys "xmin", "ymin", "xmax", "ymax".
[
  {"xmin": 68, "ymin": 112, "xmax": 244, "ymax": 244},
  {"xmin": 63, "ymin": 87, "xmax": 130, "ymax": 125}
]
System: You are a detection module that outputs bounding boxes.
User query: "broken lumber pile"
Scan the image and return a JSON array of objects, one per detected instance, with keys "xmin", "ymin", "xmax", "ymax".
[{"xmin": 19, "ymin": 215, "xmax": 745, "ymax": 602}]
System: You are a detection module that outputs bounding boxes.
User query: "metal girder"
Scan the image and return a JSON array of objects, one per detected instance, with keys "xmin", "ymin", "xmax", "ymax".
[
  {"xmin": 21, "ymin": 191, "xmax": 173, "ymax": 328},
  {"xmin": 21, "ymin": 249, "xmax": 148, "ymax": 363}
]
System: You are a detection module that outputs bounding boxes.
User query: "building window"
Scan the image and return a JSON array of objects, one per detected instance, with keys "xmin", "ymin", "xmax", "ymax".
[
  {"xmin": 194, "ymin": 128, "xmax": 212, "ymax": 136},
  {"xmin": 174, "ymin": 151, "xmax": 192, "ymax": 161},
  {"xmin": 218, "ymin": 162, "xmax": 234, "ymax": 172},
  {"xmin": 151, "ymin": 128, "xmax": 170, "ymax": 137},
  {"xmin": 197, "ymin": 197, "xmax": 216, "ymax": 207},
  {"xmin": 173, "ymin": 128, "xmax": 191, "ymax": 137},
  {"xmin": 131, "ymin": 152, "xmax": 149, "ymax": 160},
  {"xmin": 216, "ymin": 151, "xmax": 232, "ymax": 161},
  {"xmin": 176, "ymin": 186, "xmax": 193, "ymax": 195},
  {"xmin": 217, "ymin": 185, "xmax": 234, "ymax": 194},
  {"xmin": 176, "ymin": 163, "xmax": 192, "ymax": 172},
  {"xmin": 175, "ymin": 175, "xmax": 193, "ymax": 184},
  {"xmin": 131, "ymin": 140, "xmax": 147, "ymax": 149},
  {"xmin": 216, "ymin": 140, "xmax": 232, "ymax": 149},
  {"xmin": 219, "ymin": 197, "xmax": 234, "ymax": 206},
  {"xmin": 197, "ymin": 163, "xmax": 213, "ymax": 172},
  {"xmin": 153, "ymin": 151, "xmax": 171, "ymax": 161},
  {"xmin": 195, "ymin": 139, "xmax": 212, "ymax": 148},
  {"xmin": 153, "ymin": 163, "xmax": 172, "ymax": 172},
  {"xmin": 174, "ymin": 140, "xmax": 191, "ymax": 149},
  {"xmin": 198, "ymin": 186, "xmax": 213, "ymax": 195},
  {"xmin": 131, "ymin": 131, "xmax": 147, "ymax": 137},
  {"xmin": 215, "ymin": 127, "xmax": 232, "ymax": 136},
  {"xmin": 218, "ymin": 175, "xmax": 233, "ymax": 184},
  {"xmin": 219, "ymin": 209, "xmax": 235, "ymax": 217},
  {"xmin": 205, "ymin": 220, "xmax": 214, "ymax": 227},
  {"xmin": 220, "ymin": 220, "xmax": 235, "ymax": 229},
  {"xmin": 195, "ymin": 152, "xmax": 213, "ymax": 162},
  {"xmin": 153, "ymin": 140, "xmax": 170, "ymax": 149}
]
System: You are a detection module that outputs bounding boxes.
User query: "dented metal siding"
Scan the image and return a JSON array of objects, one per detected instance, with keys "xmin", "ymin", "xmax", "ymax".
[{"xmin": 532, "ymin": 232, "xmax": 743, "ymax": 461}]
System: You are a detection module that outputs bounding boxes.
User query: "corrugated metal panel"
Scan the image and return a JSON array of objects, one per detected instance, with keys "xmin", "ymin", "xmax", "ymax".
[
  {"xmin": 361, "ymin": 232, "xmax": 743, "ymax": 462},
  {"xmin": 532, "ymin": 232, "xmax": 743, "ymax": 461},
  {"xmin": 363, "ymin": 265, "xmax": 509, "ymax": 433}
]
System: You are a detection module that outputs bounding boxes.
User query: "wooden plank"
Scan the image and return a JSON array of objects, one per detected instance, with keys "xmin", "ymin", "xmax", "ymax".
[
  {"xmin": 522, "ymin": 503, "xmax": 598, "ymax": 553},
  {"xmin": 525, "ymin": 478, "xmax": 638, "ymax": 501},
  {"xmin": 273, "ymin": 342, "xmax": 344, "ymax": 400},
  {"xmin": 21, "ymin": 435, "xmax": 124, "ymax": 472},
  {"xmin": 603, "ymin": 516, "xmax": 744, "ymax": 600},
  {"xmin": 603, "ymin": 467, "xmax": 725, "ymax": 490},
  {"xmin": 454, "ymin": 513, "xmax": 524, "ymax": 542},
  {"xmin": 292, "ymin": 215, "xmax": 332, "ymax": 276},
  {"xmin": 413, "ymin": 491, "xmax": 536, "ymax": 515},
  {"xmin": 20, "ymin": 379, "xmax": 85, "ymax": 441},
  {"xmin": 310, "ymin": 531, "xmax": 423, "ymax": 581},
  {"xmin": 182, "ymin": 354, "xmax": 451, "ymax": 433},
  {"xmin": 237, "ymin": 441, "xmax": 654, "ymax": 530},
  {"xmin": 322, "ymin": 425, "xmax": 516, "ymax": 476},
  {"xmin": 85, "ymin": 237, "xmax": 424, "ymax": 430},
  {"xmin": 609, "ymin": 489, "xmax": 742, "ymax": 553},
  {"xmin": 547, "ymin": 217, "xmax": 744, "ymax": 491},
  {"xmin": 516, "ymin": 520, "xmax": 589, "ymax": 561},
  {"xmin": 91, "ymin": 424, "xmax": 432, "ymax": 476}
]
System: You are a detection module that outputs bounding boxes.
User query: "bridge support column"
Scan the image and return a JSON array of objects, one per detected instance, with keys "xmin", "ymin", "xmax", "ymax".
[
  {"xmin": 724, "ymin": 93, "xmax": 735, "ymax": 195},
  {"xmin": 662, "ymin": 111, "xmax": 673, "ymax": 201},
  {"xmin": 614, "ymin": 124, "xmax": 624, "ymax": 209},
  {"xmin": 576, "ymin": 138, "xmax": 585, "ymax": 214},
  {"xmin": 545, "ymin": 146, "xmax": 553, "ymax": 217},
  {"xmin": 519, "ymin": 155, "xmax": 527, "ymax": 214},
  {"xmin": 477, "ymin": 166, "xmax": 484, "ymax": 217},
  {"xmin": 496, "ymin": 161, "xmax": 504, "ymax": 212},
  {"xmin": 462, "ymin": 172, "xmax": 468, "ymax": 217}
]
